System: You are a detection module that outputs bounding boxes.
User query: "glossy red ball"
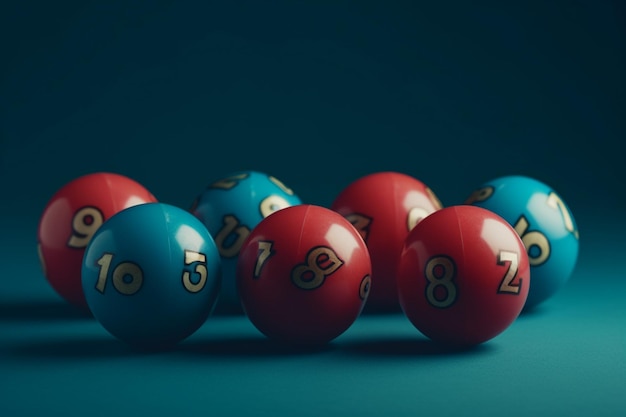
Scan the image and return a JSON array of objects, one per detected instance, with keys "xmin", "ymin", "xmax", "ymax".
[
  {"xmin": 38, "ymin": 172, "xmax": 157, "ymax": 309},
  {"xmin": 237, "ymin": 204, "xmax": 372, "ymax": 345},
  {"xmin": 331, "ymin": 171, "xmax": 443, "ymax": 311},
  {"xmin": 397, "ymin": 205, "xmax": 530, "ymax": 345}
]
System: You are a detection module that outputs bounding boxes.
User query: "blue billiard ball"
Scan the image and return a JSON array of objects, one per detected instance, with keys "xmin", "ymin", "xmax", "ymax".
[
  {"xmin": 82, "ymin": 203, "xmax": 222, "ymax": 349},
  {"xmin": 190, "ymin": 171, "xmax": 302, "ymax": 313},
  {"xmin": 465, "ymin": 175, "xmax": 579, "ymax": 310}
]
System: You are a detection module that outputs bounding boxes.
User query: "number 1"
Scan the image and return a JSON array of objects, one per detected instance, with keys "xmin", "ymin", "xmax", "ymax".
[{"xmin": 547, "ymin": 192, "xmax": 579, "ymax": 239}]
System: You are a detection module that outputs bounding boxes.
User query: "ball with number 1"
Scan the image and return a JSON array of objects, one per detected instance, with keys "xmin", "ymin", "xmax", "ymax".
[{"xmin": 465, "ymin": 175, "xmax": 579, "ymax": 309}]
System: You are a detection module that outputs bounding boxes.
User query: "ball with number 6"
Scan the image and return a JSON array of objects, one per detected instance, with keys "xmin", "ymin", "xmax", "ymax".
[
  {"xmin": 465, "ymin": 175, "xmax": 579, "ymax": 310},
  {"xmin": 237, "ymin": 204, "xmax": 372, "ymax": 345},
  {"xmin": 38, "ymin": 172, "xmax": 157, "ymax": 309},
  {"xmin": 397, "ymin": 205, "xmax": 530, "ymax": 346},
  {"xmin": 191, "ymin": 170, "xmax": 302, "ymax": 313},
  {"xmin": 82, "ymin": 203, "xmax": 222, "ymax": 349}
]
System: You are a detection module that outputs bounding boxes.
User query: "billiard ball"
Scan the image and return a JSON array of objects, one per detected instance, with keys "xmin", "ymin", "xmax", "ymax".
[
  {"xmin": 331, "ymin": 171, "xmax": 443, "ymax": 312},
  {"xmin": 464, "ymin": 175, "xmax": 579, "ymax": 310},
  {"xmin": 191, "ymin": 170, "xmax": 302, "ymax": 313},
  {"xmin": 82, "ymin": 203, "xmax": 221, "ymax": 349},
  {"xmin": 397, "ymin": 205, "xmax": 530, "ymax": 345},
  {"xmin": 236, "ymin": 204, "xmax": 372, "ymax": 345},
  {"xmin": 38, "ymin": 172, "xmax": 157, "ymax": 309}
]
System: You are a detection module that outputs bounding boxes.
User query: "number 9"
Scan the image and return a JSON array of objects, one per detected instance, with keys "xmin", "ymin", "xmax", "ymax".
[{"xmin": 68, "ymin": 207, "xmax": 104, "ymax": 248}]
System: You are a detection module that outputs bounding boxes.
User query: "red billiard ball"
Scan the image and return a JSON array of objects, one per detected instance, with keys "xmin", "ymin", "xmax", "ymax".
[
  {"xmin": 38, "ymin": 172, "xmax": 157, "ymax": 309},
  {"xmin": 331, "ymin": 171, "xmax": 443, "ymax": 312},
  {"xmin": 397, "ymin": 205, "xmax": 530, "ymax": 345},
  {"xmin": 236, "ymin": 204, "xmax": 372, "ymax": 345}
]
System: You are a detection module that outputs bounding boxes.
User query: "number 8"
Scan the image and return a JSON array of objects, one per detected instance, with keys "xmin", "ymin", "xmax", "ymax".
[{"xmin": 424, "ymin": 255, "xmax": 457, "ymax": 308}]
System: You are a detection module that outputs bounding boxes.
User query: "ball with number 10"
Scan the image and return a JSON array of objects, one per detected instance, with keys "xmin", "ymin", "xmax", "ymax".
[{"xmin": 82, "ymin": 203, "xmax": 222, "ymax": 349}]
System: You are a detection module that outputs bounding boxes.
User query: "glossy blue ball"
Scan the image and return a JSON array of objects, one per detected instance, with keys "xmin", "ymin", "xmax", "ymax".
[
  {"xmin": 82, "ymin": 203, "xmax": 222, "ymax": 349},
  {"xmin": 191, "ymin": 171, "xmax": 302, "ymax": 313},
  {"xmin": 465, "ymin": 175, "xmax": 579, "ymax": 310}
]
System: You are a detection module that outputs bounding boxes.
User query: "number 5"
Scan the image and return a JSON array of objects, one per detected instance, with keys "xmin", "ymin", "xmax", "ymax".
[{"xmin": 182, "ymin": 250, "xmax": 208, "ymax": 293}]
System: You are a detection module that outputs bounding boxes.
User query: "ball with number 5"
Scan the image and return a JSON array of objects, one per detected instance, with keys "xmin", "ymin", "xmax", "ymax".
[
  {"xmin": 38, "ymin": 172, "xmax": 157, "ymax": 309},
  {"xmin": 82, "ymin": 203, "xmax": 222, "ymax": 349},
  {"xmin": 397, "ymin": 205, "xmax": 530, "ymax": 346},
  {"xmin": 465, "ymin": 175, "xmax": 579, "ymax": 310},
  {"xmin": 237, "ymin": 204, "xmax": 372, "ymax": 345}
]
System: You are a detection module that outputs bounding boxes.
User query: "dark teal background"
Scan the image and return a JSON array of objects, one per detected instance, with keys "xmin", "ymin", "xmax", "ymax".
[{"xmin": 1, "ymin": 1, "xmax": 624, "ymax": 416}]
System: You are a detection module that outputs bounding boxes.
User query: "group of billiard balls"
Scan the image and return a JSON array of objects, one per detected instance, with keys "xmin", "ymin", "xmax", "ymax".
[{"xmin": 37, "ymin": 170, "xmax": 579, "ymax": 349}]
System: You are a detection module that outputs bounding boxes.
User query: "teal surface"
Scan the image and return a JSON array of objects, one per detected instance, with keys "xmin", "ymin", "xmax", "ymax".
[{"xmin": 1, "ymin": 220, "xmax": 624, "ymax": 416}]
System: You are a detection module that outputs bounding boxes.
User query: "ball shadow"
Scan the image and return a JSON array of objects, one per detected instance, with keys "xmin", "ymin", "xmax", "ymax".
[
  {"xmin": 339, "ymin": 336, "xmax": 495, "ymax": 357},
  {"xmin": 8, "ymin": 336, "xmax": 140, "ymax": 359},
  {"xmin": 517, "ymin": 303, "xmax": 550, "ymax": 319},
  {"xmin": 180, "ymin": 335, "xmax": 336, "ymax": 358},
  {"xmin": 0, "ymin": 299, "xmax": 93, "ymax": 322}
]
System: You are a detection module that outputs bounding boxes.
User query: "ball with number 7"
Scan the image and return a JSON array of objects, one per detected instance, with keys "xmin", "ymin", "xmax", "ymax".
[
  {"xmin": 236, "ymin": 204, "xmax": 372, "ymax": 345},
  {"xmin": 464, "ymin": 175, "xmax": 579, "ymax": 310},
  {"xmin": 397, "ymin": 205, "xmax": 530, "ymax": 346}
]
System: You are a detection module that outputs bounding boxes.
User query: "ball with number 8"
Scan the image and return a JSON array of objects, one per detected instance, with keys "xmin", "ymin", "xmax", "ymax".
[
  {"xmin": 237, "ymin": 204, "xmax": 372, "ymax": 345},
  {"xmin": 397, "ymin": 205, "xmax": 530, "ymax": 346},
  {"xmin": 82, "ymin": 203, "xmax": 222, "ymax": 349},
  {"xmin": 38, "ymin": 172, "xmax": 158, "ymax": 309},
  {"xmin": 464, "ymin": 175, "xmax": 579, "ymax": 310}
]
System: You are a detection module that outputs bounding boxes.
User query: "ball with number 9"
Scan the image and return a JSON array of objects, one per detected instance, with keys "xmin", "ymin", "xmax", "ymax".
[
  {"xmin": 464, "ymin": 175, "xmax": 579, "ymax": 310},
  {"xmin": 237, "ymin": 204, "xmax": 372, "ymax": 345},
  {"xmin": 397, "ymin": 205, "xmax": 530, "ymax": 345},
  {"xmin": 191, "ymin": 170, "xmax": 302, "ymax": 313},
  {"xmin": 82, "ymin": 203, "xmax": 222, "ymax": 349},
  {"xmin": 331, "ymin": 171, "xmax": 443, "ymax": 312},
  {"xmin": 38, "ymin": 172, "xmax": 157, "ymax": 309}
]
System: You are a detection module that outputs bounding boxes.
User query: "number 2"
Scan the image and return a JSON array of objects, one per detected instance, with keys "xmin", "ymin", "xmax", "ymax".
[{"xmin": 497, "ymin": 250, "xmax": 521, "ymax": 294}]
